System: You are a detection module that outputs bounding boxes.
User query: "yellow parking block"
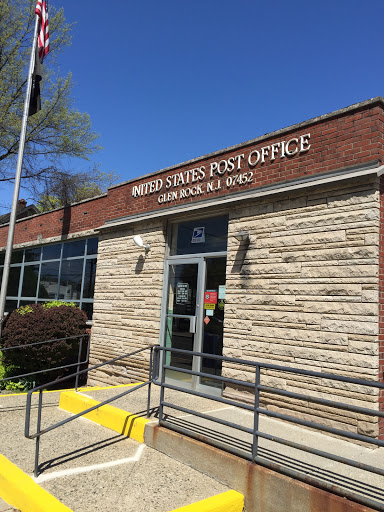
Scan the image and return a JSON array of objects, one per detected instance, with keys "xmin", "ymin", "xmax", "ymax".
[
  {"xmin": 0, "ymin": 453, "xmax": 72, "ymax": 512},
  {"xmin": 169, "ymin": 490, "xmax": 244, "ymax": 512},
  {"xmin": 59, "ymin": 390, "xmax": 149, "ymax": 443}
]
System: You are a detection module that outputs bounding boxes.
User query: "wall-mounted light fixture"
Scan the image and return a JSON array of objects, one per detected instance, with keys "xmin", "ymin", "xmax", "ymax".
[
  {"xmin": 133, "ymin": 235, "xmax": 150, "ymax": 252},
  {"xmin": 233, "ymin": 229, "xmax": 250, "ymax": 242}
]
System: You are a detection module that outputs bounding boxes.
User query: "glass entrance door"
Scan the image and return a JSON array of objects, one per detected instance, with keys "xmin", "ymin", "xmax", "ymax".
[
  {"xmin": 162, "ymin": 256, "xmax": 226, "ymax": 391},
  {"xmin": 164, "ymin": 260, "xmax": 202, "ymax": 385},
  {"xmin": 201, "ymin": 257, "xmax": 226, "ymax": 388}
]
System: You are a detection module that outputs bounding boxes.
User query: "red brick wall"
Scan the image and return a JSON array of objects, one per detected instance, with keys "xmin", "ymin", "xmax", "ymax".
[
  {"xmin": 1, "ymin": 101, "xmax": 384, "ymax": 248},
  {"xmin": 0, "ymin": 195, "xmax": 109, "ymax": 247},
  {"xmin": 120, "ymin": 104, "xmax": 384, "ymax": 214}
]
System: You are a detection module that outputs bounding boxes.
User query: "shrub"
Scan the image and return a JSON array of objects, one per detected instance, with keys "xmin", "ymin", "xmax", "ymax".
[{"xmin": 1, "ymin": 302, "xmax": 88, "ymax": 387}]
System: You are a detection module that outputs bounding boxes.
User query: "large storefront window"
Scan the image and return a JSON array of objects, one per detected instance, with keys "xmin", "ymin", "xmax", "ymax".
[{"xmin": 0, "ymin": 237, "xmax": 98, "ymax": 320}]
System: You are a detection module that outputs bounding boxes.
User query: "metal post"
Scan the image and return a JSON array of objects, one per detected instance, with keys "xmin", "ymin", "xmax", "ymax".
[
  {"xmin": 147, "ymin": 347, "xmax": 153, "ymax": 418},
  {"xmin": 158, "ymin": 349, "xmax": 167, "ymax": 424},
  {"xmin": 252, "ymin": 365, "xmax": 261, "ymax": 461},
  {"xmin": 34, "ymin": 390, "xmax": 43, "ymax": 478},
  {"xmin": 75, "ymin": 336, "xmax": 83, "ymax": 392},
  {"xmin": 153, "ymin": 345, "xmax": 160, "ymax": 381},
  {"xmin": 0, "ymin": 14, "xmax": 40, "ymax": 337},
  {"xmin": 86, "ymin": 333, "xmax": 91, "ymax": 363}
]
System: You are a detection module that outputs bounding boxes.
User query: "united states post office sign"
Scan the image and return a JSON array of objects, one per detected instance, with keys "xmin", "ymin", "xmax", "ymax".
[{"xmin": 131, "ymin": 133, "xmax": 312, "ymax": 205}]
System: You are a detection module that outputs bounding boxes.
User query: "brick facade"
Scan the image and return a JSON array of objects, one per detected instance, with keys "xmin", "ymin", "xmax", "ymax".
[{"xmin": 0, "ymin": 98, "xmax": 383, "ymax": 437}]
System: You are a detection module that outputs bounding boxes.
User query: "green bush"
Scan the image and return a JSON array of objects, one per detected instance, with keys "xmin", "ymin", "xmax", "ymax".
[
  {"xmin": 1, "ymin": 302, "xmax": 88, "ymax": 387},
  {"xmin": 0, "ymin": 351, "xmax": 35, "ymax": 391}
]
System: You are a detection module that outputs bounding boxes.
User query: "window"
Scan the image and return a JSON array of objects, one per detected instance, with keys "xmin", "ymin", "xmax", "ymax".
[
  {"xmin": 170, "ymin": 215, "xmax": 228, "ymax": 255},
  {"xmin": 0, "ymin": 238, "xmax": 98, "ymax": 319}
]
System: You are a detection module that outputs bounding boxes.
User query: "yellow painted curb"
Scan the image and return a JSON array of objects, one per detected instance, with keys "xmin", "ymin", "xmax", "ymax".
[
  {"xmin": 0, "ymin": 453, "xmax": 72, "ymax": 512},
  {"xmin": 59, "ymin": 390, "xmax": 149, "ymax": 443},
  {"xmin": 169, "ymin": 490, "xmax": 244, "ymax": 512}
]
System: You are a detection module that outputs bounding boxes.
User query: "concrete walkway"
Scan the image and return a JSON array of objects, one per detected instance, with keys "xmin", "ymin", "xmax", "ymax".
[{"xmin": 0, "ymin": 497, "xmax": 18, "ymax": 512}]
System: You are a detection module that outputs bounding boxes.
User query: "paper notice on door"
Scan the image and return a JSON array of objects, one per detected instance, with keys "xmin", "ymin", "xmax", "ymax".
[
  {"xmin": 176, "ymin": 282, "xmax": 189, "ymax": 304},
  {"xmin": 218, "ymin": 285, "xmax": 226, "ymax": 300},
  {"xmin": 204, "ymin": 291, "xmax": 217, "ymax": 304}
]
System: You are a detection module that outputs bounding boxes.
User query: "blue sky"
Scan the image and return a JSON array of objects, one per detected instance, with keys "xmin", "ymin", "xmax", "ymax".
[{"xmin": 1, "ymin": 0, "xmax": 383, "ymax": 210}]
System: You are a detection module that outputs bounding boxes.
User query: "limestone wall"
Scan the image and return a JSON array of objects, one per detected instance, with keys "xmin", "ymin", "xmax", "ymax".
[
  {"xmin": 87, "ymin": 175, "xmax": 381, "ymax": 436},
  {"xmin": 224, "ymin": 176, "xmax": 381, "ymax": 437},
  {"xmin": 89, "ymin": 219, "xmax": 166, "ymax": 385}
]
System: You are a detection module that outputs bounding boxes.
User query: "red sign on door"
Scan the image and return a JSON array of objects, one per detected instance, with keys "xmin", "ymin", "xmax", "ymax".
[{"xmin": 204, "ymin": 291, "xmax": 218, "ymax": 304}]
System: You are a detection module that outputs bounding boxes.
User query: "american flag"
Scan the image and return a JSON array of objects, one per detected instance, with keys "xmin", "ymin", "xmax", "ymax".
[{"xmin": 35, "ymin": 0, "xmax": 49, "ymax": 63}]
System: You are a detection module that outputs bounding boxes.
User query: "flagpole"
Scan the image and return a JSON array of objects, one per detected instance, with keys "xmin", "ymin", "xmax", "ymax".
[{"xmin": 0, "ymin": 14, "xmax": 40, "ymax": 337}]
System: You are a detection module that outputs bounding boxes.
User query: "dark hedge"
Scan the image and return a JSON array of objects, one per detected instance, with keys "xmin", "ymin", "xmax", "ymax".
[{"xmin": 1, "ymin": 303, "xmax": 88, "ymax": 386}]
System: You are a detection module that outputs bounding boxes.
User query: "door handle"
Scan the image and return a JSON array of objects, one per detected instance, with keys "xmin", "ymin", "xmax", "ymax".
[{"xmin": 189, "ymin": 316, "xmax": 196, "ymax": 334}]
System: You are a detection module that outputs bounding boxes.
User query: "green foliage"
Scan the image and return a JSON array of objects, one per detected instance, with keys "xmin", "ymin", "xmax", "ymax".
[
  {"xmin": 1, "ymin": 303, "xmax": 88, "ymax": 387},
  {"xmin": 16, "ymin": 304, "xmax": 33, "ymax": 315},
  {"xmin": 0, "ymin": 352, "xmax": 34, "ymax": 392},
  {"xmin": 42, "ymin": 300, "xmax": 77, "ymax": 309},
  {"xmin": 0, "ymin": 0, "xmax": 103, "ymax": 190}
]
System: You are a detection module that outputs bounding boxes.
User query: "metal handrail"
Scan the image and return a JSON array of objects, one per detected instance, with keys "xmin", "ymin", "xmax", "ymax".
[
  {"xmin": 25, "ymin": 344, "xmax": 157, "ymax": 477},
  {"xmin": 155, "ymin": 346, "xmax": 384, "ymax": 511},
  {"xmin": 23, "ymin": 342, "xmax": 384, "ymax": 508},
  {"xmin": 0, "ymin": 334, "xmax": 90, "ymax": 387}
]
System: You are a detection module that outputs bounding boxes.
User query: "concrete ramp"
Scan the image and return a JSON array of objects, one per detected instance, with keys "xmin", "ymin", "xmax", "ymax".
[
  {"xmin": 65, "ymin": 384, "xmax": 384, "ymax": 512},
  {"xmin": 1, "ymin": 383, "xmax": 383, "ymax": 512},
  {"xmin": 0, "ymin": 388, "xmax": 242, "ymax": 512}
]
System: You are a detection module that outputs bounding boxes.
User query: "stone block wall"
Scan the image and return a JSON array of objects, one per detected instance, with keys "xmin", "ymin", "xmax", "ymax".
[
  {"xmin": 223, "ymin": 176, "xmax": 381, "ymax": 437},
  {"xmin": 88, "ymin": 219, "xmax": 166, "ymax": 385},
  {"xmin": 379, "ymin": 176, "xmax": 384, "ymax": 437}
]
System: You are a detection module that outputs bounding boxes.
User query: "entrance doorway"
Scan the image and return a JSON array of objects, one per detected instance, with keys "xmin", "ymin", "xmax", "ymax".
[{"xmin": 162, "ymin": 256, "xmax": 226, "ymax": 392}]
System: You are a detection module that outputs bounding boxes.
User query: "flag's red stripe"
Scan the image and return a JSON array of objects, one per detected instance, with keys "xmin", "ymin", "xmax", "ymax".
[{"xmin": 35, "ymin": 0, "xmax": 49, "ymax": 63}]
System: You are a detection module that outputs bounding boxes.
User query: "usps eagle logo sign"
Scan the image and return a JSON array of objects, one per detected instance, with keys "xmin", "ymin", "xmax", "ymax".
[{"xmin": 191, "ymin": 227, "xmax": 205, "ymax": 243}]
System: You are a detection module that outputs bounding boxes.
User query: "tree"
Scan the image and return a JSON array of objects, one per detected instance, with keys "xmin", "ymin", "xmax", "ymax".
[
  {"xmin": 0, "ymin": 0, "xmax": 102, "ymax": 191},
  {"xmin": 35, "ymin": 169, "xmax": 117, "ymax": 212}
]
